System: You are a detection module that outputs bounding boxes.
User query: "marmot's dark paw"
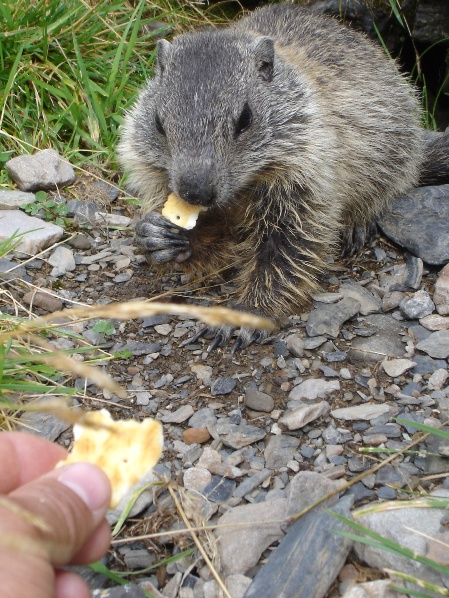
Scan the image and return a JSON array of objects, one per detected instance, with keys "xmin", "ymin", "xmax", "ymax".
[
  {"xmin": 341, "ymin": 221, "xmax": 377, "ymax": 256},
  {"xmin": 180, "ymin": 323, "xmax": 270, "ymax": 353},
  {"xmin": 135, "ymin": 212, "xmax": 191, "ymax": 264}
]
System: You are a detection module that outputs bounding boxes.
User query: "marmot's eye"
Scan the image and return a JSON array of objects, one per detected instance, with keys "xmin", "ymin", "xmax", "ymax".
[
  {"xmin": 235, "ymin": 103, "xmax": 252, "ymax": 136},
  {"xmin": 155, "ymin": 112, "xmax": 165, "ymax": 136}
]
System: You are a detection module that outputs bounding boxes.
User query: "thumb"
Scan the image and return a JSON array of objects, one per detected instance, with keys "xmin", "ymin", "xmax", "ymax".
[{"xmin": 3, "ymin": 462, "xmax": 111, "ymax": 566}]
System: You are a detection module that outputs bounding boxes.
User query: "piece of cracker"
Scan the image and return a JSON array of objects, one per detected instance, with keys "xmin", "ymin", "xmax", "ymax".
[
  {"xmin": 162, "ymin": 193, "xmax": 207, "ymax": 229},
  {"xmin": 59, "ymin": 409, "xmax": 163, "ymax": 508}
]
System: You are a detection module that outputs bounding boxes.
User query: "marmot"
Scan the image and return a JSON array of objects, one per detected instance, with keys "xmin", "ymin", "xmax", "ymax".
[{"xmin": 119, "ymin": 4, "xmax": 449, "ymax": 349}]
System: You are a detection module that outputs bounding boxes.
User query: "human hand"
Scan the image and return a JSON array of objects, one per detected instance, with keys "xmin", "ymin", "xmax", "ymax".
[{"xmin": 0, "ymin": 431, "xmax": 112, "ymax": 598}]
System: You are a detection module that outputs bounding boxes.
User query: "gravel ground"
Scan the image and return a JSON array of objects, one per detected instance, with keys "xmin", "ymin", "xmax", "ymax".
[{"xmin": 3, "ymin": 171, "xmax": 449, "ymax": 598}]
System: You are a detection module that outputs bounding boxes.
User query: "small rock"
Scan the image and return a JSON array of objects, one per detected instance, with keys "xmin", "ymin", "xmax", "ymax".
[
  {"xmin": 341, "ymin": 579, "xmax": 403, "ymax": 598},
  {"xmin": 382, "ymin": 358, "xmax": 416, "ymax": 377},
  {"xmin": 419, "ymin": 314, "xmax": 449, "ymax": 331},
  {"xmin": 190, "ymin": 364, "xmax": 213, "ymax": 385},
  {"xmin": 416, "ymin": 329, "xmax": 449, "ymax": 358},
  {"xmin": 434, "ymin": 263, "xmax": 449, "ymax": 316},
  {"xmin": 306, "ymin": 297, "xmax": 361, "ymax": 338},
  {"xmin": 264, "ymin": 435, "xmax": 300, "ymax": 469},
  {"xmin": 183, "ymin": 467, "xmax": 212, "ymax": 493},
  {"xmin": 399, "ymin": 289, "xmax": 435, "ymax": 319},
  {"xmin": 182, "ymin": 428, "xmax": 211, "ymax": 445},
  {"xmin": 427, "ymin": 368, "xmax": 449, "ymax": 391},
  {"xmin": 288, "ymin": 378, "xmax": 340, "ymax": 401},
  {"xmin": 22, "ymin": 289, "xmax": 63, "ymax": 312},
  {"xmin": 211, "ymin": 377, "xmax": 237, "ymax": 396},
  {"xmin": 244, "ymin": 383, "xmax": 275, "ymax": 413},
  {"xmin": 17, "ymin": 408, "xmax": 70, "ymax": 440},
  {"xmin": 48, "ymin": 246, "xmax": 76, "ymax": 276},
  {"xmin": 331, "ymin": 403, "xmax": 391, "ymax": 421},
  {"xmin": 161, "ymin": 405, "xmax": 194, "ymax": 424},
  {"xmin": 0, "ymin": 189, "xmax": 36, "ymax": 209},
  {"xmin": 279, "ymin": 401, "xmax": 330, "ymax": 431},
  {"xmin": 67, "ymin": 233, "xmax": 92, "ymax": 250},
  {"xmin": 284, "ymin": 333, "xmax": 305, "ymax": 357},
  {"xmin": 221, "ymin": 424, "xmax": 266, "ymax": 449},
  {"xmin": 339, "ymin": 283, "xmax": 381, "ymax": 315},
  {"xmin": 6, "ymin": 149, "xmax": 76, "ymax": 191},
  {"xmin": 203, "ymin": 476, "xmax": 236, "ymax": 503},
  {"xmin": 349, "ymin": 314, "xmax": 404, "ymax": 362},
  {"xmin": 215, "ymin": 498, "xmax": 288, "ymax": 575},
  {"xmin": 0, "ymin": 210, "xmax": 63, "ymax": 255},
  {"xmin": 188, "ymin": 407, "xmax": 217, "ymax": 428}
]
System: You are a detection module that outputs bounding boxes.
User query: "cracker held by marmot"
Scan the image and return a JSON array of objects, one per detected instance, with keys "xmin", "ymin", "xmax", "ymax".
[{"xmin": 119, "ymin": 4, "xmax": 449, "ymax": 349}]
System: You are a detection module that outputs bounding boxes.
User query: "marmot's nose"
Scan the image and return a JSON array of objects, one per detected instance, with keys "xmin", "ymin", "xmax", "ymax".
[{"xmin": 178, "ymin": 173, "xmax": 216, "ymax": 206}]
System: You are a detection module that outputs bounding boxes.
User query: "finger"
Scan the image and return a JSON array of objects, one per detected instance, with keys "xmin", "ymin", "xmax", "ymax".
[
  {"xmin": 55, "ymin": 570, "xmax": 90, "ymax": 598},
  {"xmin": 70, "ymin": 519, "xmax": 111, "ymax": 565},
  {"xmin": 0, "ymin": 432, "xmax": 67, "ymax": 493},
  {"xmin": 5, "ymin": 462, "xmax": 111, "ymax": 565}
]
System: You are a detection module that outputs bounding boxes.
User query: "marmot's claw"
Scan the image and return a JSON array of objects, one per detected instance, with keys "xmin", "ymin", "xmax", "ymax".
[
  {"xmin": 135, "ymin": 212, "xmax": 191, "ymax": 264},
  {"xmin": 341, "ymin": 221, "xmax": 377, "ymax": 256},
  {"xmin": 179, "ymin": 323, "xmax": 269, "ymax": 353}
]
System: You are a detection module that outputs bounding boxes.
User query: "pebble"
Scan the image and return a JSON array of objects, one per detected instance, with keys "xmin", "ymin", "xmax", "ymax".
[
  {"xmin": 5, "ymin": 149, "xmax": 76, "ymax": 191},
  {"xmin": 0, "ymin": 189, "xmax": 36, "ymax": 209},
  {"xmin": 306, "ymin": 297, "xmax": 361, "ymax": 338},
  {"xmin": 210, "ymin": 376, "xmax": 237, "ymax": 396},
  {"xmin": 427, "ymin": 368, "xmax": 449, "ymax": 390},
  {"xmin": 264, "ymin": 435, "xmax": 300, "ymax": 469},
  {"xmin": 190, "ymin": 364, "xmax": 213, "ymax": 385},
  {"xmin": 349, "ymin": 314, "xmax": 404, "ymax": 362},
  {"xmin": 338, "ymin": 282, "xmax": 381, "ymax": 315},
  {"xmin": 161, "ymin": 405, "xmax": 194, "ymax": 423},
  {"xmin": 288, "ymin": 378, "xmax": 340, "ymax": 401},
  {"xmin": 331, "ymin": 403, "xmax": 391, "ymax": 421},
  {"xmin": 381, "ymin": 358, "xmax": 416, "ymax": 377},
  {"xmin": 434, "ymin": 263, "xmax": 449, "ymax": 315},
  {"xmin": 278, "ymin": 401, "xmax": 330, "ymax": 431},
  {"xmin": 17, "ymin": 409, "xmax": 71, "ymax": 440},
  {"xmin": 416, "ymin": 329, "xmax": 449, "ymax": 358},
  {"xmin": 284, "ymin": 333, "xmax": 305, "ymax": 357},
  {"xmin": 244, "ymin": 383, "xmax": 275, "ymax": 412},
  {"xmin": 22, "ymin": 289, "xmax": 63, "ymax": 312},
  {"xmin": 419, "ymin": 313, "xmax": 449, "ymax": 331},
  {"xmin": 221, "ymin": 424, "xmax": 266, "ymax": 449},
  {"xmin": 0, "ymin": 210, "xmax": 64, "ymax": 255},
  {"xmin": 48, "ymin": 246, "xmax": 76, "ymax": 276},
  {"xmin": 182, "ymin": 428, "xmax": 211, "ymax": 445},
  {"xmin": 183, "ymin": 467, "xmax": 212, "ymax": 492},
  {"xmin": 399, "ymin": 289, "xmax": 435, "ymax": 319}
]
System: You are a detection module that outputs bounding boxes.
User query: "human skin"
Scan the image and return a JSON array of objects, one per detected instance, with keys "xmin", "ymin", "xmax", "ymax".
[{"xmin": 0, "ymin": 432, "xmax": 112, "ymax": 598}]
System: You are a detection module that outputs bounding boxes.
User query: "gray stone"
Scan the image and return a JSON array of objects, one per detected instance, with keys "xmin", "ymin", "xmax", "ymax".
[
  {"xmin": 416, "ymin": 329, "xmax": 449, "ymax": 358},
  {"xmin": 92, "ymin": 586, "xmax": 146, "ymax": 598},
  {"xmin": 341, "ymin": 579, "xmax": 403, "ymax": 598},
  {"xmin": 399, "ymin": 289, "xmax": 435, "ymax": 320},
  {"xmin": 203, "ymin": 476, "xmax": 236, "ymax": 503},
  {"xmin": 188, "ymin": 407, "xmax": 217, "ymax": 428},
  {"xmin": 279, "ymin": 401, "xmax": 330, "ymax": 431},
  {"xmin": 382, "ymin": 358, "xmax": 416, "ymax": 377},
  {"xmin": 216, "ymin": 498, "xmax": 288, "ymax": 575},
  {"xmin": 111, "ymin": 340, "xmax": 161, "ymax": 355},
  {"xmin": 221, "ymin": 424, "xmax": 266, "ymax": 449},
  {"xmin": 411, "ymin": 354, "xmax": 447, "ymax": 375},
  {"xmin": 322, "ymin": 424, "xmax": 353, "ymax": 444},
  {"xmin": 0, "ymin": 210, "xmax": 63, "ymax": 255},
  {"xmin": 0, "ymin": 258, "xmax": 29, "ymax": 281},
  {"xmin": 244, "ymin": 383, "xmax": 275, "ymax": 413},
  {"xmin": 420, "ymin": 314, "xmax": 449, "ymax": 331},
  {"xmin": 211, "ymin": 376, "xmax": 237, "ymax": 396},
  {"xmin": 226, "ymin": 575, "xmax": 252, "ymax": 598},
  {"xmin": 286, "ymin": 471, "xmax": 344, "ymax": 517},
  {"xmin": 378, "ymin": 184, "xmax": 449, "ymax": 265},
  {"xmin": 17, "ymin": 409, "xmax": 70, "ymax": 441},
  {"xmin": 434, "ymin": 263, "xmax": 449, "ymax": 316},
  {"xmin": 123, "ymin": 549, "xmax": 155, "ymax": 570},
  {"xmin": 264, "ymin": 435, "xmax": 300, "ymax": 469},
  {"xmin": 331, "ymin": 403, "xmax": 391, "ymax": 421},
  {"xmin": 306, "ymin": 297, "xmax": 360, "ymax": 338},
  {"xmin": 244, "ymin": 495, "xmax": 354, "ymax": 598},
  {"xmin": 284, "ymin": 333, "xmax": 305, "ymax": 357},
  {"xmin": 233, "ymin": 469, "xmax": 272, "ymax": 499},
  {"xmin": 339, "ymin": 283, "xmax": 381, "ymax": 315},
  {"xmin": 404, "ymin": 254, "xmax": 424, "ymax": 290},
  {"xmin": 67, "ymin": 199, "xmax": 103, "ymax": 224},
  {"xmin": 183, "ymin": 467, "xmax": 212, "ymax": 493},
  {"xmin": 354, "ymin": 490, "xmax": 449, "ymax": 589},
  {"xmin": 289, "ymin": 378, "xmax": 340, "ymax": 401},
  {"xmin": 303, "ymin": 336, "xmax": 328, "ymax": 349},
  {"xmin": 190, "ymin": 364, "xmax": 213, "ymax": 385},
  {"xmin": 161, "ymin": 405, "xmax": 194, "ymax": 424},
  {"xmin": 348, "ymin": 314, "xmax": 404, "ymax": 362},
  {"xmin": 48, "ymin": 246, "xmax": 76, "ymax": 276},
  {"xmin": 6, "ymin": 149, "xmax": 75, "ymax": 191},
  {"xmin": 0, "ymin": 189, "xmax": 36, "ymax": 209}
]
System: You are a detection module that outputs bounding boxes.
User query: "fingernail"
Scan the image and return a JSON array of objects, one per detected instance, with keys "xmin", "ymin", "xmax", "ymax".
[{"xmin": 58, "ymin": 463, "xmax": 111, "ymax": 513}]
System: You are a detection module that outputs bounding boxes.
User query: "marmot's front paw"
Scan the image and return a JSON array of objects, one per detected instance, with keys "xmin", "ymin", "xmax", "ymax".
[{"xmin": 135, "ymin": 212, "xmax": 192, "ymax": 264}]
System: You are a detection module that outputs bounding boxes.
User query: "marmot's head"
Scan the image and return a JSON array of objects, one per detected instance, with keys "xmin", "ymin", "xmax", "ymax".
[{"xmin": 127, "ymin": 30, "xmax": 308, "ymax": 208}]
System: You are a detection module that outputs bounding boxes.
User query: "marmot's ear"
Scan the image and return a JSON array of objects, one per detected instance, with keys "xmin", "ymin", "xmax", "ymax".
[
  {"xmin": 251, "ymin": 36, "xmax": 274, "ymax": 81},
  {"xmin": 156, "ymin": 39, "xmax": 172, "ymax": 76}
]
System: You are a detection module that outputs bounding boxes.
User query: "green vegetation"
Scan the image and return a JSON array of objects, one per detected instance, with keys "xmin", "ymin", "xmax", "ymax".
[{"xmin": 0, "ymin": 0, "xmax": 229, "ymax": 177}]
